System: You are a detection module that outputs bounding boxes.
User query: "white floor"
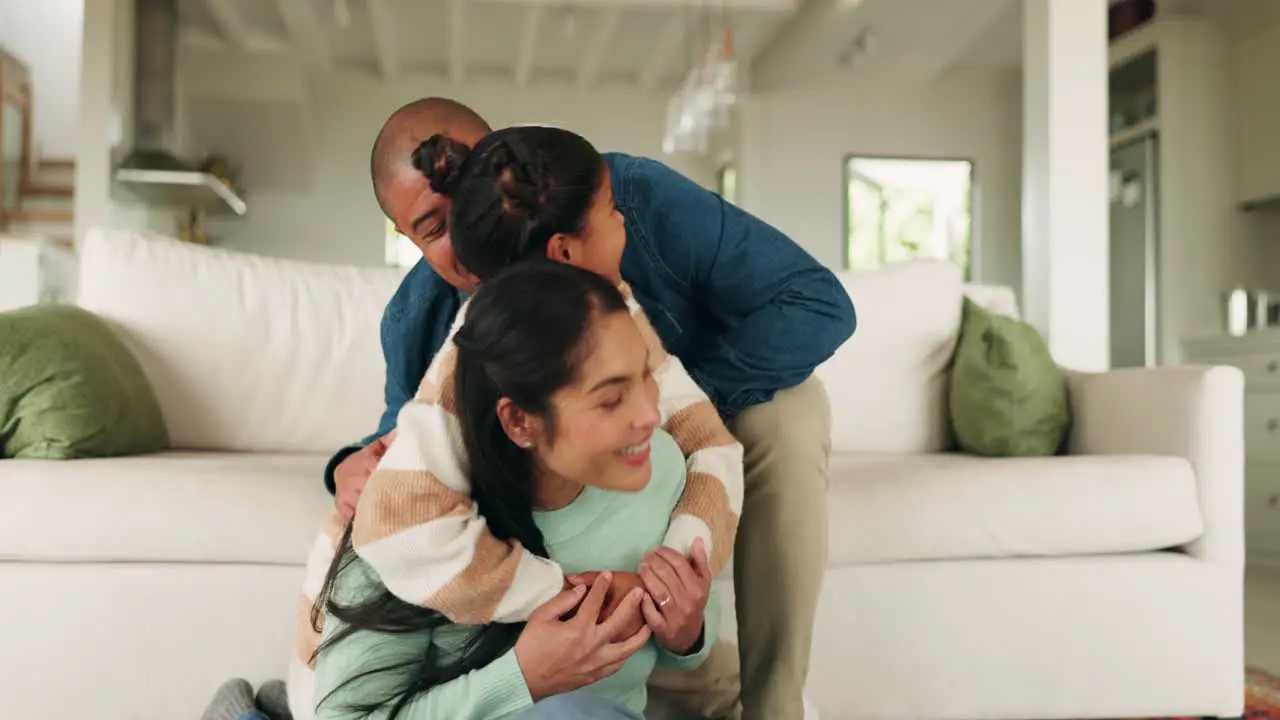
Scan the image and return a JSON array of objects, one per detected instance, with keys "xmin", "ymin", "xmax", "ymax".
[{"xmin": 1246, "ymin": 566, "xmax": 1280, "ymax": 674}]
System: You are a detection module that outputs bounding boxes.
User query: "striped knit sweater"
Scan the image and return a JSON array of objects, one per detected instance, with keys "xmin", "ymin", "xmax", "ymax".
[{"xmin": 287, "ymin": 283, "xmax": 743, "ymax": 719}]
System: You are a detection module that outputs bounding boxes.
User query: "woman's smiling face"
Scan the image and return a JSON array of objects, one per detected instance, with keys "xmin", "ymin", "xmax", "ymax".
[{"xmin": 522, "ymin": 308, "xmax": 660, "ymax": 502}]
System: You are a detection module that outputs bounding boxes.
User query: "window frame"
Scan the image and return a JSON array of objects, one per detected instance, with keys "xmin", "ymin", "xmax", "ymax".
[
  {"xmin": 716, "ymin": 163, "xmax": 738, "ymax": 206},
  {"xmin": 841, "ymin": 153, "xmax": 977, "ymax": 280},
  {"xmin": 385, "ymin": 218, "xmax": 419, "ymax": 269}
]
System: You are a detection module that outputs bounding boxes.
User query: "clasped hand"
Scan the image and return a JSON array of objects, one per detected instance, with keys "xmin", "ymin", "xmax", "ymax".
[
  {"xmin": 515, "ymin": 571, "xmax": 651, "ymax": 701},
  {"xmin": 568, "ymin": 538, "xmax": 713, "ymax": 656}
]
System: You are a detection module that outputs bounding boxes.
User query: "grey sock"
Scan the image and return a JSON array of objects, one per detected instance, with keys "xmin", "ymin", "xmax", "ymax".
[
  {"xmin": 201, "ymin": 679, "xmax": 257, "ymax": 720},
  {"xmin": 255, "ymin": 679, "xmax": 293, "ymax": 720}
]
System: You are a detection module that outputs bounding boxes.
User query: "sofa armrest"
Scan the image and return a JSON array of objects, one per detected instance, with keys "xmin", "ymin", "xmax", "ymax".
[{"xmin": 1064, "ymin": 365, "xmax": 1244, "ymax": 568}]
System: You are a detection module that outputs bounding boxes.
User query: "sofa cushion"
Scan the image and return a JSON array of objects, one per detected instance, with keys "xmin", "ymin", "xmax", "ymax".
[
  {"xmin": 75, "ymin": 227, "xmax": 405, "ymax": 453},
  {"xmin": 0, "ymin": 304, "xmax": 168, "ymax": 459},
  {"xmin": 816, "ymin": 260, "xmax": 964, "ymax": 454},
  {"xmin": 950, "ymin": 298, "xmax": 1070, "ymax": 457},
  {"xmin": 825, "ymin": 452, "xmax": 1204, "ymax": 565},
  {"xmin": 0, "ymin": 452, "xmax": 332, "ymax": 564},
  {"xmin": 963, "ymin": 283, "xmax": 1021, "ymax": 319}
]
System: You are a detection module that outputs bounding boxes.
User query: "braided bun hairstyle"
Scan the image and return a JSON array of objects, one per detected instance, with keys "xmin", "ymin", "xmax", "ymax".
[
  {"xmin": 412, "ymin": 134, "xmax": 469, "ymax": 197},
  {"xmin": 412, "ymin": 126, "xmax": 605, "ymax": 283}
]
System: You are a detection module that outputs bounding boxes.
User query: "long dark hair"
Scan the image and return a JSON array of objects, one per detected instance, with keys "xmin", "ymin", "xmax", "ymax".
[
  {"xmin": 412, "ymin": 126, "xmax": 605, "ymax": 283},
  {"xmin": 313, "ymin": 261, "xmax": 630, "ymax": 718}
]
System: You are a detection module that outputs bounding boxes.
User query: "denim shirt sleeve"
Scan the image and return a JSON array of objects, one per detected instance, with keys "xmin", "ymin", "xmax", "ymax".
[
  {"xmin": 618, "ymin": 156, "xmax": 856, "ymax": 417},
  {"xmin": 323, "ymin": 264, "xmax": 454, "ymax": 494},
  {"xmin": 371, "ymin": 311, "xmax": 419, "ymax": 435}
]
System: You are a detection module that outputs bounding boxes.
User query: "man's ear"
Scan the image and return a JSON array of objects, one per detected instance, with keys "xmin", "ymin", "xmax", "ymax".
[{"xmin": 545, "ymin": 233, "xmax": 575, "ymax": 264}]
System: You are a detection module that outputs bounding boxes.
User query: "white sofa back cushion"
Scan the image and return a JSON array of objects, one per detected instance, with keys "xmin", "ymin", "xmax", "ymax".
[
  {"xmin": 964, "ymin": 283, "xmax": 1021, "ymax": 320},
  {"xmin": 76, "ymin": 227, "xmax": 404, "ymax": 453},
  {"xmin": 815, "ymin": 260, "xmax": 964, "ymax": 454}
]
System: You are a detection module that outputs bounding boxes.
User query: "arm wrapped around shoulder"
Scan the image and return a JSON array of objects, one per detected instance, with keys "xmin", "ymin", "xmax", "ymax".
[
  {"xmin": 352, "ymin": 338, "xmax": 565, "ymax": 625},
  {"xmin": 621, "ymin": 284, "xmax": 744, "ymax": 575}
]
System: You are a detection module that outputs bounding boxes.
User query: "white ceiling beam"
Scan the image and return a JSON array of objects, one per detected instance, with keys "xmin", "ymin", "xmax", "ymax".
[
  {"xmin": 486, "ymin": 0, "xmax": 797, "ymax": 8},
  {"xmin": 750, "ymin": 0, "xmax": 866, "ymax": 92},
  {"xmin": 450, "ymin": 0, "xmax": 467, "ymax": 86},
  {"xmin": 513, "ymin": 5, "xmax": 544, "ymax": 87},
  {"xmin": 274, "ymin": 0, "xmax": 332, "ymax": 70},
  {"xmin": 367, "ymin": 0, "xmax": 399, "ymax": 79},
  {"xmin": 637, "ymin": 15, "xmax": 686, "ymax": 93},
  {"xmin": 578, "ymin": 6, "xmax": 622, "ymax": 92},
  {"xmin": 181, "ymin": 26, "xmax": 290, "ymax": 55},
  {"xmin": 923, "ymin": 0, "xmax": 1015, "ymax": 82},
  {"xmin": 203, "ymin": 0, "xmax": 254, "ymax": 49}
]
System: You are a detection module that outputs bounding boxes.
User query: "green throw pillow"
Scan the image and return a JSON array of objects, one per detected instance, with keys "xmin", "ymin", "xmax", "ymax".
[
  {"xmin": 949, "ymin": 298, "xmax": 1070, "ymax": 456},
  {"xmin": 0, "ymin": 304, "xmax": 168, "ymax": 459}
]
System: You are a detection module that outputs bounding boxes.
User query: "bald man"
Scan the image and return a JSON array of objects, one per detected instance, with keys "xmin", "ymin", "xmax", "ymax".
[{"xmin": 324, "ymin": 97, "xmax": 855, "ymax": 720}]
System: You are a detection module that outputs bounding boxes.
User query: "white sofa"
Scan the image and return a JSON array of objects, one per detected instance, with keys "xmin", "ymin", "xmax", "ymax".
[{"xmin": 0, "ymin": 228, "xmax": 1245, "ymax": 720}]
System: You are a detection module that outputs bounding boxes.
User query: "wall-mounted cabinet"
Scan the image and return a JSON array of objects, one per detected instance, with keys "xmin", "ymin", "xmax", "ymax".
[
  {"xmin": 1107, "ymin": 16, "xmax": 1249, "ymax": 364},
  {"xmin": 1232, "ymin": 22, "xmax": 1280, "ymax": 209},
  {"xmin": 1109, "ymin": 48, "xmax": 1158, "ymax": 148}
]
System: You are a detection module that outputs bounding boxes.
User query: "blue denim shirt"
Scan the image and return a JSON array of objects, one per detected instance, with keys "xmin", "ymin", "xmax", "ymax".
[{"xmin": 324, "ymin": 152, "xmax": 856, "ymax": 492}]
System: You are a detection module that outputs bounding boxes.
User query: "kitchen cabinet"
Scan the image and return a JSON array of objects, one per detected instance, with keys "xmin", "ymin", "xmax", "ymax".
[
  {"xmin": 1107, "ymin": 17, "xmax": 1245, "ymax": 364},
  {"xmin": 1233, "ymin": 23, "xmax": 1280, "ymax": 208},
  {"xmin": 1184, "ymin": 333, "xmax": 1280, "ymax": 567}
]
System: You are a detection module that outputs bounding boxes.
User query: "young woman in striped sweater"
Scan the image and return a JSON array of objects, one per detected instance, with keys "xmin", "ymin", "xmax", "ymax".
[
  {"xmin": 288, "ymin": 126, "xmax": 744, "ymax": 718},
  {"xmin": 312, "ymin": 262, "xmax": 720, "ymax": 719}
]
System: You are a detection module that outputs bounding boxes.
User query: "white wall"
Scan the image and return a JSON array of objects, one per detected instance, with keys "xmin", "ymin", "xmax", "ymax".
[
  {"xmin": 175, "ymin": 50, "xmax": 716, "ymax": 267},
  {"xmin": 74, "ymin": 1, "xmax": 1014, "ymax": 280},
  {"xmin": 77, "ymin": 0, "xmax": 185, "ymax": 246},
  {"xmin": 1150, "ymin": 16, "xmax": 1265, "ymax": 361},
  {"xmin": 74, "ymin": 0, "xmax": 128, "ymax": 246},
  {"xmin": 734, "ymin": 67, "xmax": 1024, "ymax": 289},
  {"xmin": 71, "ymin": 0, "xmax": 713, "ymax": 265},
  {"xmin": 0, "ymin": 0, "xmax": 83, "ymax": 159},
  {"xmin": 1225, "ymin": 2, "xmax": 1280, "ymax": 295}
]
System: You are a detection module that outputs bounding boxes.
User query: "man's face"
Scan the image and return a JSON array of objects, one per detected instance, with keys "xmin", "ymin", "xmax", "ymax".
[{"xmin": 383, "ymin": 168, "xmax": 480, "ymax": 292}]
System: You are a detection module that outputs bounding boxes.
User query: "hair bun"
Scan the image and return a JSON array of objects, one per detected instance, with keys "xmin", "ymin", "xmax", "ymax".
[
  {"xmin": 452, "ymin": 320, "xmax": 491, "ymax": 365},
  {"xmin": 486, "ymin": 141, "xmax": 543, "ymax": 218},
  {"xmin": 452, "ymin": 325, "xmax": 476, "ymax": 354},
  {"xmin": 413, "ymin": 134, "xmax": 470, "ymax": 197}
]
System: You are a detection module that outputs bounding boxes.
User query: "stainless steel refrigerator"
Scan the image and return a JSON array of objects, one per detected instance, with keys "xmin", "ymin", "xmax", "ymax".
[{"xmin": 1109, "ymin": 133, "xmax": 1160, "ymax": 368}]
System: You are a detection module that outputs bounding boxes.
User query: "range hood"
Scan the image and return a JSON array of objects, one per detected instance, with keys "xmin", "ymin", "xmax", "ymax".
[{"xmin": 114, "ymin": 0, "xmax": 247, "ymax": 216}]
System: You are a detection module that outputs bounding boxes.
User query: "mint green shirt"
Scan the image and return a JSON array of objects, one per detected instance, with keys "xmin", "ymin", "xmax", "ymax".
[{"xmin": 313, "ymin": 428, "xmax": 720, "ymax": 720}]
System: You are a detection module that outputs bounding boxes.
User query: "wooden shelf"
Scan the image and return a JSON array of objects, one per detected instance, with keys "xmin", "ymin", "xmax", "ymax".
[
  {"xmin": 1110, "ymin": 117, "xmax": 1159, "ymax": 149},
  {"xmin": 21, "ymin": 183, "xmax": 72, "ymax": 198},
  {"xmin": 1, "ymin": 209, "xmax": 72, "ymax": 223},
  {"xmin": 1110, "ymin": 20, "xmax": 1159, "ymax": 69}
]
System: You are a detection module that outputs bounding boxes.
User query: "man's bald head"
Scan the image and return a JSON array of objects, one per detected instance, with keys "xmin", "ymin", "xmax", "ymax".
[{"xmin": 371, "ymin": 97, "xmax": 491, "ymax": 214}]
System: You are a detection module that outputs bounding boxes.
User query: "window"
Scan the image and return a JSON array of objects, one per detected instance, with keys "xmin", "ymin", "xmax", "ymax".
[
  {"xmin": 717, "ymin": 164, "xmax": 738, "ymax": 205},
  {"xmin": 844, "ymin": 156, "xmax": 973, "ymax": 278},
  {"xmin": 385, "ymin": 219, "xmax": 419, "ymax": 268}
]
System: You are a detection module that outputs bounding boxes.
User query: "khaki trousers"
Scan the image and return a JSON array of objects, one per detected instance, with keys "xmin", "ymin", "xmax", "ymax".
[{"xmin": 648, "ymin": 377, "xmax": 832, "ymax": 720}]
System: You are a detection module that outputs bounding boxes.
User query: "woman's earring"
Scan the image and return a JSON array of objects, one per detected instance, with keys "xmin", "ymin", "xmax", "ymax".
[{"xmin": 521, "ymin": 440, "xmax": 534, "ymax": 449}]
